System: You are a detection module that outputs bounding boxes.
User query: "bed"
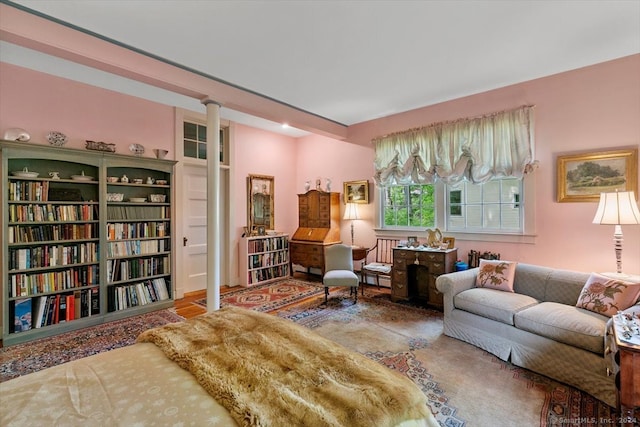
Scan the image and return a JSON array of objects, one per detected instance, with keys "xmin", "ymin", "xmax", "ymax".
[{"xmin": 0, "ymin": 306, "xmax": 438, "ymax": 426}]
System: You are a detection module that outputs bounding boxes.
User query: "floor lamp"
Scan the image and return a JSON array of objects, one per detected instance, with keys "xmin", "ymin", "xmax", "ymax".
[
  {"xmin": 592, "ymin": 191, "xmax": 640, "ymax": 277},
  {"xmin": 344, "ymin": 203, "xmax": 360, "ymax": 247}
]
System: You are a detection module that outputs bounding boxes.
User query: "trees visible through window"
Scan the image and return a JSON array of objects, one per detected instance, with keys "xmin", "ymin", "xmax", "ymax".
[{"xmin": 382, "ymin": 184, "xmax": 435, "ymax": 228}]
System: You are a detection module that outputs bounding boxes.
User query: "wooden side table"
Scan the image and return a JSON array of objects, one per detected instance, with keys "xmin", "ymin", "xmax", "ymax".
[{"xmin": 611, "ymin": 315, "xmax": 640, "ymax": 426}]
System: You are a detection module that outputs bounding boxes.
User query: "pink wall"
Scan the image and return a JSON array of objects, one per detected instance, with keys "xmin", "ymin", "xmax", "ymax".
[
  {"xmin": 295, "ymin": 134, "xmax": 376, "ymax": 247},
  {"xmin": 0, "ymin": 63, "xmax": 175, "ymax": 156},
  {"xmin": 232, "ymin": 124, "xmax": 298, "ymax": 238},
  {"xmin": 347, "ymin": 54, "xmax": 640, "ymax": 274}
]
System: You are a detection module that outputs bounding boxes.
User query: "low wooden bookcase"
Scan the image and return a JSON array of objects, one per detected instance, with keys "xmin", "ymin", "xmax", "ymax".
[{"xmin": 239, "ymin": 234, "xmax": 290, "ymax": 287}]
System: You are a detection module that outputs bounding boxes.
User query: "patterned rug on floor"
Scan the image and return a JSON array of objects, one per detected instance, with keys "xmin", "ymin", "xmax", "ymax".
[
  {"xmin": 278, "ymin": 293, "xmax": 616, "ymax": 427},
  {"xmin": 194, "ymin": 278, "xmax": 325, "ymax": 312},
  {"xmin": 0, "ymin": 309, "xmax": 183, "ymax": 382}
]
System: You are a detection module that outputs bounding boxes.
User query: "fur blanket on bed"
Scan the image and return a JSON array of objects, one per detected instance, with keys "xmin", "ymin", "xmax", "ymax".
[{"xmin": 137, "ymin": 306, "xmax": 431, "ymax": 427}]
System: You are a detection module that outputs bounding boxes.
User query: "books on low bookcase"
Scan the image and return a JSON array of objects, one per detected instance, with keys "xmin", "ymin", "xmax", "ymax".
[{"xmin": 239, "ymin": 234, "xmax": 290, "ymax": 287}]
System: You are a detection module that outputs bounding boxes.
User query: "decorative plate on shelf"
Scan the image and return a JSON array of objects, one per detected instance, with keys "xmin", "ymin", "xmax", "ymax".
[
  {"xmin": 129, "ymin": 197, "xmax": 146, "ymax": 203},
  {"xmin": 12, "ymin": 169, "xmax": 39, "ymax": 178},
  {"xmin": 129, "ymin": 143, "xmax": 145, "ymax": 156},
  {"xmin": 47, "ymin": 131, "xmax": 68, "ymax": 146},
  {"xmin": 71, "ymin": 171, "xmax": 94, "ymax": 181}
]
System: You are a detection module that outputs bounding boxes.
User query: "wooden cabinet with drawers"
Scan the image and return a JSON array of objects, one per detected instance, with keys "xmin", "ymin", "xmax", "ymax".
[
  {"xmin": 290, "ymin": 190, "xmax": 341, "ymax": 274},
  {"xmin": 391, "ymin": 248, "xmax": 457, "ymax": 308}
]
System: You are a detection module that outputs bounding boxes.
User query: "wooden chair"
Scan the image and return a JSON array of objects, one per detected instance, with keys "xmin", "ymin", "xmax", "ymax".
[{"xmin": 361, "ymin": 238, "xmax": 400, "ymax": 290}]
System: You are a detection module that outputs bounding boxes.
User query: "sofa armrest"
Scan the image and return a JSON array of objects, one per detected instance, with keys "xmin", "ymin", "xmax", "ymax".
[{"xmin": 436, "ymin": 268, "xmax": 479, "ymax": 315}]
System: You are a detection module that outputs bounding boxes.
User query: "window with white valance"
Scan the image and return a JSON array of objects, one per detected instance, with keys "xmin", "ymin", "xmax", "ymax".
[
  {"xmin": 373, "ymin": 106, "xmax": 536, "ymax": 186},
  {"xmin": 373, "ymin": 106, "xmax": 538, "ymax": 240}
]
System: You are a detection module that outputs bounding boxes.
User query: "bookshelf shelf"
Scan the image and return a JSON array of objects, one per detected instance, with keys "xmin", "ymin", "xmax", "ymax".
[{"xmin": 1, "ymin": 140, "xmax": 175, "ymax": 346}]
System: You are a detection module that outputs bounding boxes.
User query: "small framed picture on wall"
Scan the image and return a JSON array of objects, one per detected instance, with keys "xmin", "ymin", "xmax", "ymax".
[{"xmin": 343, "ymin": 180, "xmax": 369, "ymax": 204}]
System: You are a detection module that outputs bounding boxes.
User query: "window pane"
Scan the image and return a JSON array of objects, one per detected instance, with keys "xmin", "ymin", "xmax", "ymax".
[
  {"xmin": 449, "ymin": 190, "xmax": 461, "ymax": 204},
  {"xmin": 501, "ymin": 206, "xmax": 521, "ymax": 229},
  {"xmin": 184, "ymin": 122, "xmax": 197, "ymax": 140},
  {"xmin": 198, "ymin": 142, "xmax": 207, "ymax": 159},
  {"xmin": 483, "ymin": 181, "xmax": 501, "ymax": 202},
  {"xmin": 219, "ymin": 129, "xmax": 225, "ymax": 163},
  {"xmin": 448, "ymin": 208, "xmax": 466, "ymax": 228},
  {"xmin": 184, "ymin": 140, "xmax": 197, "ymax": 158},
  {"xmin": 466, "ymin": 205, "xmax": 483, "ymax": 227},
  {"xmin": 483, "ymin": 204, "xmax": 501, "ymax": 228},
  {"xmin": 396, "ymin": 207, "xmax": 409, "ymax": 226},
  {"xmin": 197, "ymin": 124, "xmax": 207, "ymax": 142},
  {"xmin": 466, "ymin": 184, "xmax": 482, "ymax": 203}
]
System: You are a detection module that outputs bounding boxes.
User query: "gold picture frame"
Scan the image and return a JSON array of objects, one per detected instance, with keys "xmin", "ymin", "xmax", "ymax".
[
  {"xmin": 556, "ymin": 148, "xmax": 638, "ymax": 202},
  {"xmin": 247, "ymin": 174, "xmax": 274, "ymax": 231},
  {"xmin": 442, "ymin": 237, "xmax": 455, "ymax": 249},
  {"xmin": 343, "ymin": 180, "xmax": 369, "ymax": 204}
]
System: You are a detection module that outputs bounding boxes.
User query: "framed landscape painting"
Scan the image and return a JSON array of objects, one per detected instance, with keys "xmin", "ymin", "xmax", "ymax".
[
  {"xmin": 343, "ymin": 180, "xmax": 369, "ymax": 204},
  {"xmin": 556, "ymin": 148, "xmax": 638, "ymax": 202}
]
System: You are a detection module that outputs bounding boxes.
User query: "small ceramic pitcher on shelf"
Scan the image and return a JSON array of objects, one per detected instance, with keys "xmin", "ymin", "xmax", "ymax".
[
  {"xmin": 146, "ymin": 177, "xmax": 155, "ymax": 185},
  {"xmin": 121, "ymin": 174, "xmax": 129, "ymax": 183}
]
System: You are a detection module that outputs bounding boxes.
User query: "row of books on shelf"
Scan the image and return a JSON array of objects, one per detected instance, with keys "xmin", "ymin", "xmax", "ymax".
[
  {"xmin": 106, "ymin": 256, "xmax": 170, "ymax": 283},
  {"xmin": 247, "ymin": 236, "xmax": 288, "ymax": 253},
  {"xmin": 107, "ymin": 238, "xmax": 169, "ymax": 257},
  {"xmin": 9, "ymin": 265, "xmax": 99, "ymax": 297},
  {"xmin": 106, "ymin": 221, "xmax": 169, "ymax": 240},
  {"xmin": 8, "ymin": 223, "xmax": 98, "ymax": 243},
  {"xmin": 107, "ymin": 206, "xmax": 170, "ymax": 221},
  {"xmin": 107, "ymin": 278, "xmax": 171, "ymax": 312},
  {"xmin": 8, "ymin": 180, "xmax": 50, "ymax": 201},
  {"xmin": 9, "ymin": 242, "xmax": 99, "ymax": 270},
  {"xmin": 10, "ymin": 288, "xmax": 100, "ymax": 333},
  {"xmin": 248, "ymin": 250, "xmax": 288, "ymax": 269},
  {"xmin": 247, "ymin": 264, "xmax": 289, "ymax": 285},
  {"xmin": 8, "ymin": 203, "xmax": 98, "ymax": 222}
]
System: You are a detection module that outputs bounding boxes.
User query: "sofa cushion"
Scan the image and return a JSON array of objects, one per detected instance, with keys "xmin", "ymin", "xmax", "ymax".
[
  {"xmin": 514, "ymin": 302, "xmax": 607, "ymax": 354},
  {"xmin": 576, "ymin": 273, "xmax": 640, "ymax": 317},
  {"xmin": 544, "ymin": 269, "xmax": 591, "ymax": 305},
  {"xmin": 454, "ymin": 288, "xmax": 539, "ymax": 325},
  {"xmin": 475, "ymin": 260, "xmax": 517, "ymax": 292},
  {"xmin": 512, "ymin": 263, "xmax": 553, "ymax": 300}
]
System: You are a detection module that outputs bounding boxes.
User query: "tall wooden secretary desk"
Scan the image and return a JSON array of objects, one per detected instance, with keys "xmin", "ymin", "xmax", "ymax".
[{"xmin": 289, "ymin": 190, "xmax": 341, "ymax": 275}]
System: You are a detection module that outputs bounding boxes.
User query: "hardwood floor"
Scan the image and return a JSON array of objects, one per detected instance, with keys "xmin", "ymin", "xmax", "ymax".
[
  {"xmin": 174, "ymin": 289, "xmax": 207, "ymax": 319},
  {"xmin": 174, "ymin": 272, "xmax": 390, "ymax": 319}
]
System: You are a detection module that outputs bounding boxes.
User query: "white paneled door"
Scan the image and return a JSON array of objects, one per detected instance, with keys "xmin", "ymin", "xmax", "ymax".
[{"xmin": 183, "ymin": 164, "xmax": 208, "ymax": 293}]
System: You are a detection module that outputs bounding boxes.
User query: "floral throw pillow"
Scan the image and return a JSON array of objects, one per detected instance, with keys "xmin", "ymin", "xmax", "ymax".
[
  {"xmin": 576, "ymin": 273, "xmax": 640, "ymax": 317},
  {"xmin": 475, "ymin": 260, "xmax": 517, "ymax": 292}
]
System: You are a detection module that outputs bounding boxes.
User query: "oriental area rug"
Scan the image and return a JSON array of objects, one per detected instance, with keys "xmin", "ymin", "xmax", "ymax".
[
  {"xmin": 0, "ymin": 283, "xmax": 615, "ymax": 427},
  {"xmin": 195, "ymin": 278, "xmax": 325, "ymax": 312},
  {"xmin": 0, "ymin": 309, "xmax": 183, "ymax": 382}
]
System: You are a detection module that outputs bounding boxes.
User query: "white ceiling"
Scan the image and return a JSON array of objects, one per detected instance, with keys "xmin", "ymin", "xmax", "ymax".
[{"xmin": 3, "ymin": 0, "xmax": 640, "ymax": 137}]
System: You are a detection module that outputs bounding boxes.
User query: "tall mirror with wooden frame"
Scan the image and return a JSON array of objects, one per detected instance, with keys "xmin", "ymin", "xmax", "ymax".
[{"xmin": 247, "ymin": 174, "xmax": 274, "ymax": 232}]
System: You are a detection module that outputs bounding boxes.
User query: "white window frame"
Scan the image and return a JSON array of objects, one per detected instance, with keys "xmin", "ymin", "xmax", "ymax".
[{"xmin": 374, "ymin": 173, "xmax": 537, "ymax": 244}]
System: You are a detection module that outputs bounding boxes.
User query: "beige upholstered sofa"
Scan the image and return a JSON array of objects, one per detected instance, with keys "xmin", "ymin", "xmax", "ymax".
[{"xmin": 436, "ymin": 263, "xmax": 627, "ymax": 407}]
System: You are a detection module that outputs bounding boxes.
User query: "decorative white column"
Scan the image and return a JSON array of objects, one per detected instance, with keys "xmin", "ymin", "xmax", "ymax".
[{"xmin": 202, "ymin": 98, "xmax": 221, "ymax": 311}]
